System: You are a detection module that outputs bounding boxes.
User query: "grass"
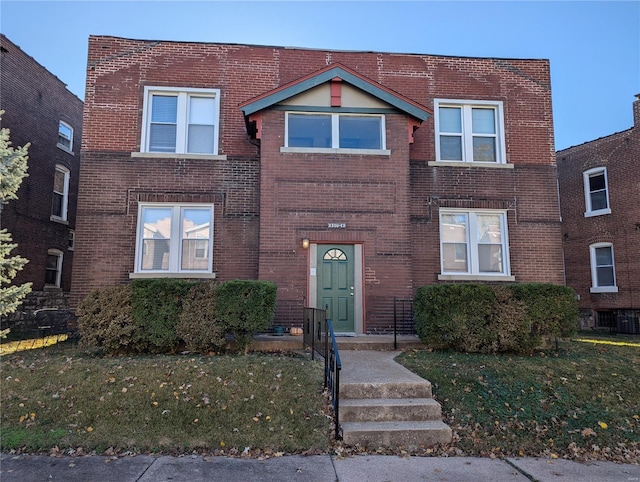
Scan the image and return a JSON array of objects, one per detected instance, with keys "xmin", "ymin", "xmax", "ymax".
[
  {"xmin": 396, "ymin": 334, "xmax": 640, "ymax": 463},
  {"xmin": 0, "ymin": 342, "xmax": 332, "ymax": 456},
  {"xmin": 3, "ymin": 333, "xmax": 640, "ymax": 462}
]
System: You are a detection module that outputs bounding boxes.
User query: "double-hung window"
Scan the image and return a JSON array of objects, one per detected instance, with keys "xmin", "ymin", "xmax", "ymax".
[
  {"xmin": 589, "ymin": 243, "xmax": 618, "ymax": 293},
  {"xmin": 141, "ymin": 87, "xmax": 221, "ymax": 155},
  {"xmin": 51, "ymin": 165, "xmax": 70, "ymax": 222},
  {"xmin": 45, "ymin": 249, "xmax": 63, "ymax": 287},
  {"xmin": 57, "ymin": 121, "xmax": 73, "ymax": 152},
  {"xmin": 135, "ymin": 204, "xmax": 214, "ymax": 275},
  {"xmin": 434, "ymin": 100, "xmax": 506, "ymax": 164},
  {"xmin": 583, "ymin": 167, "xmax": 611, "ymax": 217},
  {"xmin": 285, "ymin": 112, "xmax": 385, "ymax": 151},
  {"xmin": 440, "ymin": 210, "xmax": 511, "ymax": 277}
]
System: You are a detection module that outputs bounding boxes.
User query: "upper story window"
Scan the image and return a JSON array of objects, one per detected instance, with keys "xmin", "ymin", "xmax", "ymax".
[
  {"xmin": 140, "ymin": 87, "xmax": 221, "ymax": 155},
  {"xmin": 285, "ymin": 112, "xmax": 386, "ymax": 151},
  {"xmin": 57, "ymin": 121, "xmax": 73, "ymax": 152},
  {"xmin": 51, "ymin": 165, "xmax": 70, "ymax": 222},
  {"xmin": 134, "ymin": 203, "xmax": 214, "ymax": 275},
  {"xmin": 583, "ymin": 167, "xmax": 611, "ymax": 217},
  {"xmin": 45, "ymin": 249, "xmax": 63, "ymax": 287},
  {"xmin": 589, "ymin": 243, "xmax": 617, "ymax": 293},
  {"xmin": 434, "ymin": 99, "xmax": 506, "ymax": 164},
  {"xmin": 439, "ymin": 210, "xmax": 511, "ymax": 278}
]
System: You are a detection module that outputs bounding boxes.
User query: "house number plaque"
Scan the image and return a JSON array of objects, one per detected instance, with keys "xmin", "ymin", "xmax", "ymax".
[{"xmin": 328, "ymin": 223, "xmax": 346, "ymax": 229}]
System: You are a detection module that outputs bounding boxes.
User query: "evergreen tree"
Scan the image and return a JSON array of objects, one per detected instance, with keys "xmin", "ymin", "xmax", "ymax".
[{"xmin": 0, "ymin": 111, "xmax": 31, "ymax": 316}]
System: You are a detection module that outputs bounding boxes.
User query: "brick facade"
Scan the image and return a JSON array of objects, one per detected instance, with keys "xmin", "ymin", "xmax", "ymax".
[
  {"xmin": 73, "ymin": 36, "xmax": 563, "ymax": 333},
  {"xmin": 0, "ymin": 34, "xmax": 83, "ymax": 312},
  {"xmin": 557, "ymin": 97, "xmax": 640, "ymax": 332}
]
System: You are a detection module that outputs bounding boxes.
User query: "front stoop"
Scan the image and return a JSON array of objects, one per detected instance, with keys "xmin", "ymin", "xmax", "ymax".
[{"xmin": 338, "ymin": 351, "xmax": 452, "ymax": 448}]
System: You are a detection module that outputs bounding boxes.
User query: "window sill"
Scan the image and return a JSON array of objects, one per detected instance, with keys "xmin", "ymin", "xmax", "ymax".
[
  {"xmin": 129, "ymin": 272, "xmax": 217, "ymax": 279},
  {"xmin": 438, "ymin": 274, "xmax": 516, "ymax": 282},
  {"xmin": 428, "ymin": 161, "xmax": 513, "ymax": 169},
  {"xmin": 50, "ymin": 216, "xmax": 69, "ymax": 225},
  {"xmin": 57, "ymin": 143, "xmax": 74, "ymax": 155},
  {"xmin": 584, "ymin": 209, "xmax": 611, "ymax": 218},
  {"xmin": 131, "ymin": 152, "xmax": 228, "ymax": 161},
  {"xmin": 280, "ymin": 147, "xmax": 391, "ymax": 156},
  {"xmin": 590, "ymin": 286, "xmax": 618, "ymax": 293}
]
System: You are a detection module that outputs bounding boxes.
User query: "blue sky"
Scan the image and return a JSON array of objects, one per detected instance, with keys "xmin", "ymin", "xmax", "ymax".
[{"xmin": 1, "ymin": 1, "xmax": 638, "ymax": 150}]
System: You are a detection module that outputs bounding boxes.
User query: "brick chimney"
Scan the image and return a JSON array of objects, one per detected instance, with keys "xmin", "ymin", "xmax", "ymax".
[{"xmin": 634, "ymin": 93, "xmax": 640, "ymax": 128}]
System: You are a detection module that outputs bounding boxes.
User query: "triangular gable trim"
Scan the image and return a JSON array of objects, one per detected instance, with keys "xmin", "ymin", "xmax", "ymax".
[{"xmin": 239, "ymin": 63, "xmax": 432, "ymax": 121}]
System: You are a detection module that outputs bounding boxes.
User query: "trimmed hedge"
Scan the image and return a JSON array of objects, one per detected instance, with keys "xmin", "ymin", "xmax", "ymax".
[
  {"xmin": 215, "ymin": 280, "xmax": 277, "ymax": 353},
  {"xmin": 77, "ymin": 279, "xmax": 278, "ymax": 355},
  {"xmin": 415, "ymin": 283, "xmax": 578, "ymax": 354},
  {"xmin": 76, "ymin": 285, "xmax": 144, "ymax": 354},
  {"xmin": 176, "ymin": 280, "xmax": 226, "ymax": 354},
  {"xmin": 131, "ymin": 279, "xmax": 197, "ymax": 353}
]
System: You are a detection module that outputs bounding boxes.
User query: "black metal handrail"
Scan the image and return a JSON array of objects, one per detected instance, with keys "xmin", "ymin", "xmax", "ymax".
[
  {"xmin": 326, "ymin": 318, "xmax": 342, "ymax": 440},
  {"xmin": 393, "ymin": 297, "xmax": 414, "ymax": 349},
  {"xmin": 302, "ymin": 306, "xmax": 342, "ymax": 439}
]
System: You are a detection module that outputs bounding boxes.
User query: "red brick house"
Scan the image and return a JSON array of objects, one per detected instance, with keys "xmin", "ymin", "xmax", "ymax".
[
  {"xmin": 557, "ymin": 96, "xmax": 640, "ymax": 333},
  {"xmin": 72, "ymin": 35, "xmax": 564, "ymax": 333},
  {"xmin": 0, "ymin": 34, "xmax": 83, "ymax": 313}
]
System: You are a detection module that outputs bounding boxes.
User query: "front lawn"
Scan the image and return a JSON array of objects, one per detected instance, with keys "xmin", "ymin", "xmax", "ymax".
[
  {"xmin": 1, "ymin": 343, "xmax": 331, "ymax": 456},
  {"xmin": 396, "ymin": 335, "xmax": 640, "ymax": 463}
]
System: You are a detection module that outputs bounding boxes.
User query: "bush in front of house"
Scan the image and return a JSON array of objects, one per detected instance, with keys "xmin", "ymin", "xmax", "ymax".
[
  {"xmin": 414, "ymin": 283, "xmax": 579, "ymax": 354},
  {"xmin": 176, "ymin": 280, "xmax": 227, "ymax": 353},
  {"xmin": 131, "ymin": 278, "xmax": 198, "ymax": 354},
  {"xmin": 509, "ymin": 283, "xmax": 579, "ymax": 340},
  {"xmin": 77, "ymin": 279, "xmax": 278, "ymax": 354},
  {"xmin": 76, "ymin": 284, "xmax": 145, "ymax": 354},
  {"xmin": 215, "ymin": 279, "xmax": 277, "ymax": 353}
]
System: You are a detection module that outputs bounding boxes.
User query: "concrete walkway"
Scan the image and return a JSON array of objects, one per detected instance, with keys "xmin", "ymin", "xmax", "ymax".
[{"xmin": 2, "ymin": 453, "xmax": 639, "ymax": 481}]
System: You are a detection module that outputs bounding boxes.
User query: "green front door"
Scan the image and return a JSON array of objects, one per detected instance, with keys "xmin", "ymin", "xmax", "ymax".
[{"xmin": 317, "ymin": 245, "xmax": 355, "ymax": 333}]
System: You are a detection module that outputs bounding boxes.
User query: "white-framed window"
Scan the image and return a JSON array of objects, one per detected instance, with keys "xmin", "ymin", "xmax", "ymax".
[
  {"xmin": 51, "ymin": 165, "xmax": 70, "ymax": 222},
  {"xmin": 434, "ymin": 99, "xmax": 506, "ymax": 164},
  {"xmin": 57, "ymin": 121, "xmax": 73, "ymax": 152},
  {"xmin": 45, "ymin": 249, "xmax": 63, "ymax": 287},
  {"xmin": 589, "ymin": 243, "xmax": 618, "ymax": 293},
  {"xmin": 134, "ymin": 203, "xmax": 214, "ymax": 274},
  {"xmin": 439, "ymin": 210, "xmax": 511, "ymax": 276},
  {"xmin": 140, "ymin": 87, "xmax": 221, "ymax": 155},
  {"xmin": 583, "ymin": 167, "xmax": 611, "ymax": 217},
  {"xmin": 68, "ymin": 230, "xmax": 75, "ymax": 251},
  {"xmin": 285, "ymin": 112, "xmax": 385, "ymax": 150}
]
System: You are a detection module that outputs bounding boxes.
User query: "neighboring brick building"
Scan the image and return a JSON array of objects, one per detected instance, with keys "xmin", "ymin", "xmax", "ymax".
[
  {"xmin": 0, "ymin": 34, "xmax": 83, "ymax": 313},
  {"xmin": 557, "ymin": 96, "xmax": 640, "ymax": 333},
  {"xmin": 72, "ymin": 35, "xmax": 563, "ymax": 333}
]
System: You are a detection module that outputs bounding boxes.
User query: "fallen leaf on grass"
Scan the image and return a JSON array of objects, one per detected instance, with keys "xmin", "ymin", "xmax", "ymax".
[{"xmin": 598, "ymin": 421, "xmax": 608, "ymax": 429}]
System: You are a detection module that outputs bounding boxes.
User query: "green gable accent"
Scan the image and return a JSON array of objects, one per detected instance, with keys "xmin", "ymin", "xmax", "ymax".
[{"xmin": 240, "ymin": 66, "xmax": 431, "ymax": 121}]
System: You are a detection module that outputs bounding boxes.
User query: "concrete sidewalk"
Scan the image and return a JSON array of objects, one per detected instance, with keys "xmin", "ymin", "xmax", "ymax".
[{"xmin": 2, "ymin": 453, "xmax": 639, "ymax": 481}]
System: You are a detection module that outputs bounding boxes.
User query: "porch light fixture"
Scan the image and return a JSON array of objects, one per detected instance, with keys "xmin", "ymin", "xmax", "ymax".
[{"xmin": 302, "ymin": 238, "xmax": 310, "ymax": 250}]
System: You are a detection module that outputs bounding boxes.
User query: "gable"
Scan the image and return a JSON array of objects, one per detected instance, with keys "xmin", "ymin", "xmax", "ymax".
[
  {"xmin": 280, "ymin": 83, "xmax": 389, "ymax": 110},
  {"xmin": 239, "ymin": 63, "xmax": 431, "ymax": 121}
]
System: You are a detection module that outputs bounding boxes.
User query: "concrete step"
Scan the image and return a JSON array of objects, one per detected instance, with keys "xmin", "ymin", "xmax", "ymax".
[
  {"xmin": 341, "ymin": 381, "xmax": 432, "ymax": 400},
  {"xmin": 339, "ymin": 397, "xmax": 442, "ymax": 422},
  {"xmin": 341, "ymin": 420, "xmax": 453, "ymax": 447}
]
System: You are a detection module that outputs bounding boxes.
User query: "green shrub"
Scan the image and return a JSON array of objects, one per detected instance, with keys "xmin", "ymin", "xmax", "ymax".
[
  {"xmin": 177, "ymin": 281, "xmax": 227, "ymax": 354},
  {"xmin": 415, "ymin": 284, "xmax": 495, "ymax": 351},
  {"xmin": 215, "ymin": 280, "xmax": 277, "ymax": 353},
  {"xmin": 510, "ymin": 283, "xmax": 578, "ymax": 339},
  {"xmin": 414, "ymin": 283, "xmax": 579, "ymax": 354},
  {"xmin": 76, "ymin": 285, "xmax": 145, "ymax": 354},
  {"xmin": 131, "ymin": 279, "xmax": 197, "ymax": 354}
]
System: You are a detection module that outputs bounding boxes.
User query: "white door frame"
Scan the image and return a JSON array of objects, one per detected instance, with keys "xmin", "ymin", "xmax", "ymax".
[{"xmin": 308, "ymin": 243, "xmax": 363, "ymax": 334}]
